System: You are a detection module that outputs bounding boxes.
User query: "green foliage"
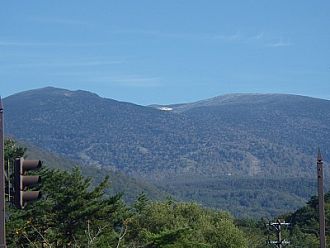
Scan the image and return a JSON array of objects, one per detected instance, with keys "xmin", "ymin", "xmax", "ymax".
[
  {"xmin": 124, "ymin": 199, "xmax": 248, "ymax": 247},
  {"xmin": 6, "ymin": 136, "xmax": 330, "ymax": 248},
  {"xmin": 235, "ymin": 219, "xmax": 268, "ymax": 248},
  {"xmin": 7, "ymin": 174, "xmax": 249, "ymax": 247},
  {"xmin": 23, "ymin": 141, "xmax": 169, "ymax": 204},
  {"xmin": 7, "ymin": 167, "xmax": 124, "ymax": 247},
  {"xmin": 4, "ymin": 138, "xmax": 26, "ymax": 161},
  {"xmin": 5, "ymin": 139, "xmax": 249, "ymax": 247},
  {"xmin": 160, "ymin": 176, "xmax": 319, "ymax": 218},
  {"xmin": 235, "ymin": 192, "xmax": 330, "ymax": 248},
  {"xmin": 288, "ymin": 225, "xmax": 319, "ymax": 247},
  {"xmin": 5, "ymin": 88, "xmax": 330, "ymax": 218},
  {"xmin": 13, "ymin": 140, "xmax": 323, "ymax": 218},
  {"xmin": 283, "ymin": 192, "xmax": 330, "ymax": 247}
]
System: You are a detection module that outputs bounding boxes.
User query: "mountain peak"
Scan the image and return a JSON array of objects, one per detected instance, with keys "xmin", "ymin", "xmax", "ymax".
[
  {"xmin": 9, "ymin": 86, "xmax": 100, "ymax": 99},
  {"xmin": 161, "ymin": 93, "xmax": 320, "ymax": 113},
  {"xmin": 3, "ymin": 87, "xmax": 330, "ymax": 218}
]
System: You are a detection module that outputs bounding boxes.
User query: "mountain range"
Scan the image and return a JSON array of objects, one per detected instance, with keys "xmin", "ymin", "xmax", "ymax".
[{"xmin": 3, "ymin": 87, "xmax": 330, "ymax": 217}]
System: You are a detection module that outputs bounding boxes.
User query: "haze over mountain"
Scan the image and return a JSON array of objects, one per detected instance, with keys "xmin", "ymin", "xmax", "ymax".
[{"xmin": 3, "ymin": 87, "xmax": 330, "ymax": 217}]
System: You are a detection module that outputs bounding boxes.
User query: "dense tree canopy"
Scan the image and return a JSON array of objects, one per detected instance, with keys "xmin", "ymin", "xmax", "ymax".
[
  {"xmin": 5, "ymin": 140, "xmax": 249, "ymax": 247},
  {"xmin": 5, "ymin": 139, "xmax": 329, "ymax": 247}
]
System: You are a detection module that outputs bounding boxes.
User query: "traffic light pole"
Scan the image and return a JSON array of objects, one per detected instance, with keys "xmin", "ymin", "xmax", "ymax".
[{"xmin": 0, "ymin": 98, "xmax": 6, "ymax": 247}]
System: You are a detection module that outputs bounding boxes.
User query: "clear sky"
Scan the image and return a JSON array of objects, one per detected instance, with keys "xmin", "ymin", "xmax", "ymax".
[{"xmin": 1, "ymin": 1, "xmax": 329, "ymax": 105}]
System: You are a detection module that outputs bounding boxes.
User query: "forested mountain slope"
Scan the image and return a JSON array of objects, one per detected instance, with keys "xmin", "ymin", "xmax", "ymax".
[
  {"xmin": 4, "ymin": 87, "xmax": 200, "ymax": 178},
  {"xmin": 154, "ymin": 93, "xmax": 330, "ymax": 177},
  {"xmin": 19, "ymin": 140, "xmax": 168, "ymax": 202},
  {"xmin": 4, "ymin": 87, "xmax": 330, "ymax": 217},
  {"xmin": 5, "ymin": 88, "xmax": 330, "ymax": 179}
]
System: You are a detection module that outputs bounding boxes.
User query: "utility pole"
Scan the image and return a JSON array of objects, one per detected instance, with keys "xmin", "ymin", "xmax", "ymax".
[
  {"xmin": 317, "ymin": 149, "xmax": 326, "ymax": 248},
  {"xmin": 0, "ymin": 98, "xmax": 6, "ymax": 247},
  {"xmin": 267, "ymin": 219, "xmax": 290, "ymax": 248}
]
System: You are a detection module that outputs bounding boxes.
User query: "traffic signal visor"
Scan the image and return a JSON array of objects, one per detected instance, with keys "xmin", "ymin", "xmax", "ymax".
[{"xmin": 14, "ymin": 158, "xmax": 42, "ymax": 209}]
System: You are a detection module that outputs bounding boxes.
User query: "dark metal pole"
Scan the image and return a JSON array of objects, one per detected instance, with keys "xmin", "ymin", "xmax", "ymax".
[
  {"xmin": 267, "ymin": 219, "xmax": 290, "ymax": 247},
  {"xmin": 317, "ymin": 149, "xmax": 326, "ymax": 248},
  {"xmin": 0, "ymin": 98, "xmax": 6, "ymax": 247},
  {"xmin": 277, "ymin": 220, "xmax": 282, "ymax": 248}
]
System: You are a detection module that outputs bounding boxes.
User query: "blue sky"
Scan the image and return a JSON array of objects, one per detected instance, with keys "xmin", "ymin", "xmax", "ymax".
[{"xmin": 1, "ymin": 1, "xmax": 329, "ymax": 105}]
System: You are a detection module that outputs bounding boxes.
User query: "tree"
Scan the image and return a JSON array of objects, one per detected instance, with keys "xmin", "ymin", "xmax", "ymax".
[
  {"xmin": 4, "ymin": 139, "xmax": 125, "ymax": 247},
  {"xmin": 7, "ymin": 167, "xmax": 126, "ymax": 247},
  {"xmin": 4, "ymin": 139, "xmax": 249, "ymax": 247},
  {"xmin": 124, "ymin": 198, "xmax": 248, "ymax": 247},
  {"xmin": 4, "ymin": 139, "xmax": 26, "ymax": 161}
]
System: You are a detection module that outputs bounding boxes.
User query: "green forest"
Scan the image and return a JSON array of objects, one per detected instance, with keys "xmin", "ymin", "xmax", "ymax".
[
  {"xmin": 4, "ymin": 140, "xmax": 330, "ymax": 247},
  {"xmin": 5, "ymin": 88, "xmax": 330, "ymax": 218}
]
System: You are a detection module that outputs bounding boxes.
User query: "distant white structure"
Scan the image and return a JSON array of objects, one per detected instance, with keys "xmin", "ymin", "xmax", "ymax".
[{"xmin": 159, "ymin": 107, "xmax": 173, "ymax": 111}]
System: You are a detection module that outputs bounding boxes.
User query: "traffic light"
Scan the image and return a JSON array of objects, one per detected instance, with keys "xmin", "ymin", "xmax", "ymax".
[{"xmin": 13, "ymin": 157, "xmax": 42, "ymax": 209}]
